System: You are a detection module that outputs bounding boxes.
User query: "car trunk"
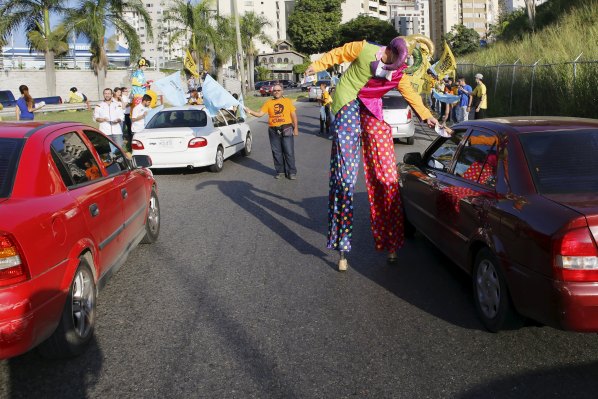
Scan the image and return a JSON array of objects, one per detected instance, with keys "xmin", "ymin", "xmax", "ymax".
[
  {"xmin": 135, "ymin": 128, "xmax": 197, "ymax": 153},
  {"xmin": 383, "ymin": 108, "xmax": 409, "ymax": 125},
  {"xmin": 543, "ymin": 193, "xmax": 598, "ymax": 241}
]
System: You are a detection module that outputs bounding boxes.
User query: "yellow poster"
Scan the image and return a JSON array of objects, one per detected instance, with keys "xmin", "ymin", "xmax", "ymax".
[
  {"xmin": 184, "ymin": 50, "xmax": 199, "ymax": 77},
  {"xmin": 432, "ymin": 42, "xmax": 457, "ymax": 79}
]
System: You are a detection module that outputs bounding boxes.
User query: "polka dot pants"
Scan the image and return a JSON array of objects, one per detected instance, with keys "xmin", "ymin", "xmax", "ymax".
[{"xmin": 327, "ymin": 100, "xmax": 405, "ymax": 253}]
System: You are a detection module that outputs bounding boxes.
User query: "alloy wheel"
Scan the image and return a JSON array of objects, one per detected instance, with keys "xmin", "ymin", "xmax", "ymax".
[
  {"xmin": 71, "ymin": 267, "xmax": 94, "ymax": 339},
  {"xmin": 476, "ymin": 259, "xmax": 501, "ymax": 319}
]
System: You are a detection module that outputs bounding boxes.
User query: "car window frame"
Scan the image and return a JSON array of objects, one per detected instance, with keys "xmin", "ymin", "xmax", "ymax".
[
  {"xmin": 451, "ymin": 127, "xmax": 501, "ymax": 189},
  {"xmin": 212, "ymin": 111, "xmax": 228, "ymax": 128},
  {"xmin": 48, "ymin": 130, "xmax": 106, "ymax": 190},
  {"xmin": 82, "ymin": 129, "xmax": 131, "ymax": 177},
  {"xmin": 220, "ymin": 109, "xmax": 238, "ymax": 126},
  {"xmin": 422, "ymin": 128, "xmax": 470, "ymax": 174}
]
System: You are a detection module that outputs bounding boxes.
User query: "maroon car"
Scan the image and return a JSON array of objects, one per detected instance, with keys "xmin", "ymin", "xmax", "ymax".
[{"xmin": 399, "ymin": 117, "xmax": 598, "ymax": 332}]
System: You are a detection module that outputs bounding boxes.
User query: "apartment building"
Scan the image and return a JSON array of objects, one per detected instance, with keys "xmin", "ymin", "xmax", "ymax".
[
  {"xmin": 501, "ymin": 0, "xmax": 546, "ymax": 13},
  {"xmin": 341, "ymin": 0, "xmax": 390, "ymax": 22},
  {"xmin": 119, "ymin": 0, "xmax": 188, "ymax": 66},
  {"xmin": 388, "ymin": 0, "xmax": 430, "ymax": 37},
  {"xmin": 430, "ymin": 0, "xmax": 500, "ymax": 53}
]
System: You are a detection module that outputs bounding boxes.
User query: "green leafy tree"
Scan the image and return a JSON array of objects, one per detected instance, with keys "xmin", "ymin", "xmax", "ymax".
[
  {"xmin": 292, "ymin": 58, "xmax": 311, "ymax": 74},
  {"xmin": 255, "ymin": 66, "xmax": 271, "ymax": 81},
  {"xmin": 0, "ymin": 0, "xmax": 69, "ymax": 96},
  {"xmin": 287, "ymin": 0, "xmax": 343, "ymax": 55},
  {"xmin": 241, "ymin": 12, "xmax": 273, "ymax": 91},
  {"xmin": 337, "ymin": 15, "xmax": 398, "ymax": 46},
  {"xmin": 163, "ymin": 0, "xmax": 218, "ymax": 78},
  {"xmin": 442, "ymin": 24, "xmax": 480, "ymax": 56}
]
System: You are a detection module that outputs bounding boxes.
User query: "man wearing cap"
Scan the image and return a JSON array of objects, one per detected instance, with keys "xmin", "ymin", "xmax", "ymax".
[
  {"xmin": 472, "ymin": 73, "xmax": 487, "ymax": 119},
  {"xmin": 305, "ymin": 37, "xmax": 438, "ymax": 270}
]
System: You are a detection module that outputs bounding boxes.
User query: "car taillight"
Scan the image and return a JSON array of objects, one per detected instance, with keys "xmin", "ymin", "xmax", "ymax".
[
  {"xmin": 553, "ymin": 227, "xmax": 598, "ymax": 282},
  {"xmin": 407, "ymin": 109, "xmax": 412, "ymax": 121},
  {"xmin": 132, "ymin": 140, "xmax": 144, "ymax": 150},
  {"xmin": 0, "ymin": 233, "xmax": 29, "ymax": 287},
  {"xmin": 188, "ymin": 137, "xmax": 207, "ymax": 148}
]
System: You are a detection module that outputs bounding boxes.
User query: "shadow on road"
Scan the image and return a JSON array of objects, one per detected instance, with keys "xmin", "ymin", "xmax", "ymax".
[{"xmin": 456, "ymin": 361, "xmax": 598, "ymax": 398}]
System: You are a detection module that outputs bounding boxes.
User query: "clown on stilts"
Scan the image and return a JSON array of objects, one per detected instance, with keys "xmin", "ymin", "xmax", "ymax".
[
  {"xmin": 305, "ymin": 35, "xmax": 439, "ymax": 271},
  {"xmin": 131, "ymin": 57, "xmax": 152, "ymax": 109}
]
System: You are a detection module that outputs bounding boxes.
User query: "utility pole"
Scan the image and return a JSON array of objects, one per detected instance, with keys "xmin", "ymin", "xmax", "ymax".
[{"xmin": 232, "ymin": 0, "xmax": 246, "ymax": 95}]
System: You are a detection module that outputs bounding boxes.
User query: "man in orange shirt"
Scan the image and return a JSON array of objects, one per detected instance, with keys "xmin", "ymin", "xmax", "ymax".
[{"xmin": 244, "ymin": 84, "xmax": 299, "ymax": 180}]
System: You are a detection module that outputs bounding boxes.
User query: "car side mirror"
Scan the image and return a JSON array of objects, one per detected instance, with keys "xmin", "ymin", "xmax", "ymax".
[
  {"xmin": 403, "ymin": 152, "xmax": 422, "ymax": 166},
  {"xmin": 132, "ymin": 155, "xmax": 152, "ymax": 168}
]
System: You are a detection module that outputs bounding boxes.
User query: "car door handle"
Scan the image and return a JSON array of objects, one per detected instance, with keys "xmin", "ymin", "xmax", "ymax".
[
  {"xmin": 220, "ymin": 132, "xmax": 224, "ymax": 136},
  {"xmin": 89, "ymin": 203, "xmax": 100, "ymax": 217},
  {"xmin": 121, "ymin": 188, "xmax": 128, "ymax": 199}
]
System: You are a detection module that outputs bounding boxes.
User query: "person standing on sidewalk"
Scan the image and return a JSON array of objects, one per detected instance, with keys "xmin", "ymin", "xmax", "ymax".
[
  {"xmin": 472, "ymin": 73, "xmax": 487, "ymax": 119},
  {"xmin": 93, "ymin": 88, "xmax": 125, "ymax": 147},
  {"xmin": 456, "ymin": 77, "xmax": 473, "ymax": 122},
  {"xmin": 318, "ymin": 82, "xmax": 333, "ymax": 137},
  {"xmin": 244, "ymin": 84, "xmax": 299, "ymax": 180}
]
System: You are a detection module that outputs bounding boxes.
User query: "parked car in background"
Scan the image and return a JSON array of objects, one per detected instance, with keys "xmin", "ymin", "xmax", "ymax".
[
  {"xmin": 0, "ymin": 121, "xmax": 159, "ymax": 359},
  {"xmin": 398, "ymin": 117, "xmax": 598, "ymax": 333},
  {"xmin": 382, "ymin": 90, "xmax": 415, "ymax": 144},
  {"xmin": 254, "ymin": 80, "xmax": 277, "ymax": 90},
  {"xmin": 308, "ymin": 80, "xmax": 331, "ymax": 102},
  {"xmin": 300, "ymin": 81, "xmax": 312, "ymax": 92},
  {"xmin": 259, "ymin": 85, "xmax": 274, "ymax": 97},
  {"xmin": 132, "ymin": 105, "xmax": 251, "ymax": 172},
  {"xmin": 279, "ymin": 80, "xmax": 297, "ymax": 89}
]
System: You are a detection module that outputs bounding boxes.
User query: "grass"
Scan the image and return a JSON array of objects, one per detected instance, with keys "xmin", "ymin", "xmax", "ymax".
[
  {"xmin": 243, "ymin": 91, "xmax": 307, "ymax": 111},
  {"xmin": 457, "ymin": 1, "xmax": 598, "ymax": 118}
]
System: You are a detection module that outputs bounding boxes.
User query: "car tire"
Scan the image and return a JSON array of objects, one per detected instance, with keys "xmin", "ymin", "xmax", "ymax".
[
  {"xmin": 209, "ymin": 146, "xmax": 224, "ymax": 173},
  {"xmin": 242, "ymin": 132, "xmax": 252, "ymax": 156},
  {"xmin": 38, "ymin": 259, "xmax": 96, "ymax": 358},
  {"xmin": 141, "ymin": 188, "xmax": 160, "ymax": 244},
  {"xmin": 472, "ymin": 248, "xmax": 523, "ymax": 332},
  {"xmin": 406, "ymin": 136, "xmax": 415, "ymax": 145}
]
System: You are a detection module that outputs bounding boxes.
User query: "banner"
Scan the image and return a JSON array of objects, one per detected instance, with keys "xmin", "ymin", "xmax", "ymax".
[
  {"xmin": 433, "ymin": 90, "xmax": 460, "ymax": 104},
  {"xmin": 184, "ymin": 50, "xmax": 199, "ymax": 77},
  {"xmin": 202, "ymin": 74, "xmax": 241, "ymax": 117},
  {"xmin": 153, "ymin": 72, "xmax": 187, "ymax": 107},
  {"xmin": 431, "ymin": 42, "xmax": 457, "ymax": 79},
  {"xmin": 237, "ymin": 93, "xmax": 247, "ymax": 120}
]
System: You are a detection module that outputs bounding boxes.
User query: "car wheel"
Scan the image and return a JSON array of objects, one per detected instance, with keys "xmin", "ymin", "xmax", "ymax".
[
  {"xmin": 38, "ymin": 259, "xmax": 96, "ymax": 358},
  {"xmin": 141, "ymin": 188, "xmax": 160, "ymax": 244},
  {"xmin": 473, "ymin": 248, "xmax": 522, "ymax": 332},
  {"xmin": 242, "ymin": 132, "xmax": 252, "ymax": 156},
  {"xmin": 406, "ymin": 136, "xmax": 415, "ymax": 145},
  {"xmin": 209, "ymin": 146, "xmax": 224, "ymax": 172}
]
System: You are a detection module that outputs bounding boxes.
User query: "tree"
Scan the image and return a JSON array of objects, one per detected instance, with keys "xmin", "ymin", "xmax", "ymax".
[
  {"xmin": 163, "ymin": 0, "xmax": 218, "ymax": 78},
  {"xmin": 65, "ymin": 0, "xmax": 152, "ymax": 98},
  {"xmin": 442, "ymin": 24, "xmax": 480, "ymax": 56},
  {"xmin": 287, "ymin": 0, "xmax": 343, "ymax": 55},
  {"xmin": 241, "ymin": 12, "xmax": 273, "ymax": 91},
  {"xmin": 337, "ymin": 15, "xmax": 398, "ymax": 46},
  {"xmin": 255, "ymin": 66, "xmax": 271, "ymax": 81},
  {"xmin": 0, "ymin": 0, "xmax": 69, "ymax": 96},
  {"xmin": 213, "ymin": 15, "xmax": 237, "ymax": 82}
]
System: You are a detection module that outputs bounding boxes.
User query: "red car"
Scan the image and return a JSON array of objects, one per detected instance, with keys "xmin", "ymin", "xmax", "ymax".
[
  {"xmin": 0, "ymin": 121, "xmax": 160, "ymax": 359},
  {"xmin": 399, "ymin": 117, "xmax": 598, "ymax": 332},
  {"xmin": 259, "ymin": 85, "xmax": 274, "ymax": 97}
]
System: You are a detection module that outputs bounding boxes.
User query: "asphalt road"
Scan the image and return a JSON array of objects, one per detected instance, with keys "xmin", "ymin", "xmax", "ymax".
[{"xmin": 3, "ymin": 100, "xmax": 598, "ymax": 398}]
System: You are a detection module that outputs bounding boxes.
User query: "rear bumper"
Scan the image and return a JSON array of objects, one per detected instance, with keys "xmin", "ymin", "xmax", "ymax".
[
  {"xmin": 554, "ymin": 281, "xmax": 598, "ymax": 332},
  {"xmin": 133, "ymin": 148, "xmax": 214, "ymax": 169},
  {"xmin": 388, "ymin": 122, "xmax": 415, "ymax": 139}
]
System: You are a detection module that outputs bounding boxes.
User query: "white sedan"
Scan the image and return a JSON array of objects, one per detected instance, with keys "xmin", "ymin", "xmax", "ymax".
[
  {"xmin": 382, "ymin": 90, "xmax": 415, "ymax": 145},
  {"xmin": 132, "ymin": 106, "xmax": 251, "ymax": 172}
]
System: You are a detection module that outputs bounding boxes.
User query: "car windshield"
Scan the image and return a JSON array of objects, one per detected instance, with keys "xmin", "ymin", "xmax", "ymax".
[
  {"xmin": 0, "ymin": 138, "xmax": 24, "ymax": 198},
  {"xmin": 382, "ymin": 94, "xmax": 408, "ymax": 109},
  {"xmin": 146, "ymin": 110, "xmax": 207, "ymax": 129},
  {"xmin": 519, "ymin": 129, "xmax": 598, "ymax": 194}
]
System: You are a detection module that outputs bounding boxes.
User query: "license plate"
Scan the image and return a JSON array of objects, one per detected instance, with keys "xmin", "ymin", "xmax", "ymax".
[{"xmin": 157, "ymin": 139, "xmax": 172, "ymax": 147}]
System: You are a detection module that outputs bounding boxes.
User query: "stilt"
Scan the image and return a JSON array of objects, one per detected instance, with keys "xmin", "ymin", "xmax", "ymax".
[
  {"xmin": 338, "ymin": 251, "xmax": 348, "ymax": 271},
  {"xmin": 387, "ymin": 252, "xmax": 398, "ymax": 264}
]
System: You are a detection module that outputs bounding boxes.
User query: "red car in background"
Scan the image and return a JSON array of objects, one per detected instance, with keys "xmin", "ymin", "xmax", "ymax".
[
  {"xmin": 259, "ymin": 85, "xmax": 274, "ymax": 97},
  {"xmin": 0, "ymin": 122, "xmax": 160, "ymax": 359},
  {"xmin": 399, "ymin": 117, "xmax": 598, "ymax": 332}
]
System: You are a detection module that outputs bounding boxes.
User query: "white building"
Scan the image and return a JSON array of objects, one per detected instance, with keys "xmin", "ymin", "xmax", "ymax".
[
  {"xmin": 388, "ymin": 0, "xmax": 430, "ymax": 37},
  {"xmin": 119, "ymin": 0, "xmax": 188, "ymax": 67},
  {"xmin": 216, "ymin": 0, "xmax": 295, "ymax": 55},
  {"xmin": 501, "ymin": 0, "xmax": 546, "ymax": 13},
  {"xmin": 341, "ymin": 0, "xmax": 390, "ymax": 22}
]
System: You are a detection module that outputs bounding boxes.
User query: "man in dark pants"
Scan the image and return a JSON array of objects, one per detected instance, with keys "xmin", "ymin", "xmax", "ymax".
[{"xmin": 244, "ymin": 84, "xmax": 299, "ymax": 179}]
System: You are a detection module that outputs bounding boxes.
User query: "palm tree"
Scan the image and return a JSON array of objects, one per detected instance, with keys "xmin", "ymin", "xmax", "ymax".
[
  {"xmin": 213, "ymin": 15, "xmax": 237, "ymax": 82},
  {"xmin": 241, "ymin": 12, "xmax": 273, "ymax": 90},
  {"xmin": 65, "ymin": 0, "xmax": 152, "ymax": 98},
  {"xmin": 163, "ymin": 0, "xmax": 218, "ymax": 79},
  {"xmin": 0, "ymin": 0, "xmax": 69, "ymax": 96}
]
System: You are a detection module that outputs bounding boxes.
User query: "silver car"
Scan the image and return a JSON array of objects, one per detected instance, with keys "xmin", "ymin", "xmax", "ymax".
[{"xmin": 382, "ymin": 90, "xmax": 415, "ymax": 145}]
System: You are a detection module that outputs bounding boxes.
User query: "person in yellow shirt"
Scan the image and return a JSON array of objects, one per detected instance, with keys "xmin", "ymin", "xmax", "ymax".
[
  {"xmin": 244, "ymin": 84, "xmax": 299, "ymax": 180},
  {"xmin": 318, "ymin": 82, "xmax": 333, "ymax": 137},
  {"xmin": 472, "ymin": 73, "xmax": 488, "ymax": 119}
]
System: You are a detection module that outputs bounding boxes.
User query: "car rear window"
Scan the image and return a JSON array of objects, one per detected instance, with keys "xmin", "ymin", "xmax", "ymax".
[
  {"xmin": 382, "ymin": 94, "xmax": 408, "ymax": 108},
  {"xmin": 146, "ymin": 110, "xmax": 208, "ymax": 129},
  {"xmin": 0, "ymin": 138, "xmax": 24, "ymax": 198},
  {"xmin": 519, "ymin": 129, "xmax": 598, "ymax": 194}
]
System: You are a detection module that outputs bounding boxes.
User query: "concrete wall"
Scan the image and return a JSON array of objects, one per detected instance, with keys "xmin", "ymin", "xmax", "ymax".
[{"xmin": 0, "ymin": 70, "xmax": 166, "ymax": 101}]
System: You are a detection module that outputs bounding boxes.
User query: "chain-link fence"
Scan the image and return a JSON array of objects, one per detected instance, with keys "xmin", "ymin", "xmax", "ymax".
[{"xmin": 458, "ymin": 58, "xmax": 598, "ymax": 118}]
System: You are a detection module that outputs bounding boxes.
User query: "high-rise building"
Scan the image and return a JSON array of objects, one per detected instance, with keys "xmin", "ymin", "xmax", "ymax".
[
  {"xmin": 430, "ymin": 0, "xmax": 500, "ymax": 53},
  {"xmin": 388, "ymin": 0, "xmax": 430, "ymax": 37},
  {"xmin": 500, "ymin": 0, "xmax": 546, "ymax": 13},
  {"xmin": 341, "ymin": 0, "xmax": 390, "ymax": 22},
  {"xmin": 119, "ymin": 0, "xmax": 188, "ymax": 67}
]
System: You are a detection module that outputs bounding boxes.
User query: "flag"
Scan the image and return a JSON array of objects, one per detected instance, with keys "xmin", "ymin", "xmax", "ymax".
[
  {"xmin": 202, "ymin": 74, "xmax": 241, "ymax": 117},
  {"xmin": 431, "ymin": 42, "xmax": 457, "ymax": 79},
  {"xmin": 238, "ymin": 93, "xmax": 247, "ymax": 120},
  {"xmin": 144, "ymin": 105, "xmax": 164, "ymax": 124},
  {"xmin": 184, "ymin": 50, "xmax": 199, "ymax": 77},
  {"xmin": 153, "ymin": 72, "xmax": 187, "ymax": 107},
  {"xmin": 433, "ymin": 91, "xmax": 460, "ymax": 104}
]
